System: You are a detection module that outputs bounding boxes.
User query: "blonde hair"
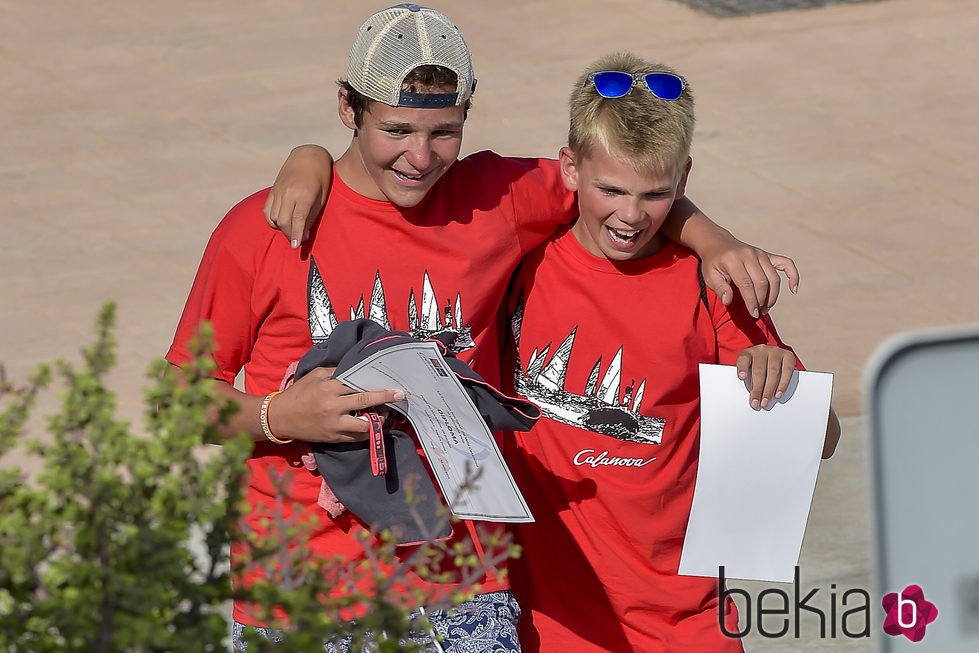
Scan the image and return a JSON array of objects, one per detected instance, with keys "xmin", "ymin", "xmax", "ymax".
[{"xmin": 568, "ymin": 52, "xmax": 694, "ymax": 174}]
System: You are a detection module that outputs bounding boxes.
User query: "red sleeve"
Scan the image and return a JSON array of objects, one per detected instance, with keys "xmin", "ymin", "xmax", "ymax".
[
  {"xmin": 510, "ymin": 157, "xmax": 577, "ymax": 253},
  {"xmin": 465, "ymin": 151, "xmax": 577, "ymax": 254},
  {"xmin": 165, "ymin": 189, "xmax": 274, "ymax": 385},
  {"xmin": 708, "ymin": 289, "xmax": 805, "ymax": 371}
]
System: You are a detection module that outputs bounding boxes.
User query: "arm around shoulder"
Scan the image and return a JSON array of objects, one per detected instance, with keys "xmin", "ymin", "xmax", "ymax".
[
  {"xmin": 660, "ymin": 196, "xmax": 800, "ymax": 318},
  {"xmin": 264, "ymin": 144, "xmax": 335, "ymax": 248}
]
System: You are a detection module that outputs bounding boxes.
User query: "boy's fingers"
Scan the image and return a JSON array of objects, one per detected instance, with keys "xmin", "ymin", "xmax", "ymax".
[
  {"xmin": 760, "ymin": 261, "xmax": 781, "ymax": 315},
  {"xmin": 730, "ymin": 263, "xmax": 764, "ymax": 319},
  {"xmin": 703, "ymin": 265, "xmax": 739, "ymax": 309},
  {"xmin": 335, "ymin": 414, "xmax": 373, "ymax": 440},
  {"xmin": 776, "ymin": 354, "xmax": 796, "ymax": 399},
  {"xmin": 760, "ymin": 357, "xmax": 784, "ymax": 408},
  {"xmin": 263, "ymin": 189, "xmax": 310, "ymax": 247},
  {"xmin": 345, "ymin": 389, "xmax": 405, "ymax": 412},
  {"xmin": 739, "ymin": 256, "xmax": 777, "ymax": 317},
  {"xmin": 276, "ymin": 199, "xmax": 301, "ymax": 246},
  {"xmin": 263, "ymin": 193, "xmax": 278, "ymax": 228},
  {"xmin": 713, "ymin": 276, "xmax": 735, "ymax": 307},
  {"xmin": 749, "ymin": 356, "xmax": 768, "ymax": 410},
  {"xmin": 290, "ymin": 206, "xmax": 307, "ymax": 248},
  {"xmin": 770, "ymin": 254, "xmax": 800, "ymax": 294},
  {"xmin": 263, "ymin": 192, "xmax": 301, "ymax": 245},
  {"xmin": 735, "ymin": 350, "xmax": 752, "ymax": 380},
  {"xmin": 283, "ymin": 195, "xmax": 322, "ymax": 247}
]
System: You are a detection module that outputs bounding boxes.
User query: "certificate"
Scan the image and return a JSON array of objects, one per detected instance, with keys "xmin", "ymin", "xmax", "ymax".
[
  {"xmin": 678, "ymin": 363, "xmax": 832, "ymax": 582},
  {"xmin": 336, "ymin": 341, "xmax": 533, "ymax": 522}
]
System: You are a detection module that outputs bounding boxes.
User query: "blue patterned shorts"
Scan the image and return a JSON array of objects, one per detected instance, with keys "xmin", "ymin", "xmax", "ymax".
[{"xmin": 232, "ymin": 589, "xmax": 521, "ymax": 653}]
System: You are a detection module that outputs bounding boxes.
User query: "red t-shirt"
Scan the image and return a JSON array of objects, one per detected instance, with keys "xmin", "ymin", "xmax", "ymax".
[
  {"xmin": 166, "ymin": 151, "xmax": 574, "ymax": 626},
  {"xmin": 505, "ymin": 227, "xmax": 797, "ymax": 652}
]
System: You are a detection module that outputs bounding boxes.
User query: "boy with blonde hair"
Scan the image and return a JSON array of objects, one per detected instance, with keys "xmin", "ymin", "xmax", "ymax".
[{"xmin": 504, "ymin": 51, "xmax": 841, "ymax": 652}]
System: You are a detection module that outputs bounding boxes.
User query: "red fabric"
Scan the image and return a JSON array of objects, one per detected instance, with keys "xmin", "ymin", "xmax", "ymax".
[
  {"xmin": 166, "ymin": 151, "xmax": 574, "ymax": 626},
  {"xmin": 505, "ymin": 227, "xmax": 799, "ymax": 652}
]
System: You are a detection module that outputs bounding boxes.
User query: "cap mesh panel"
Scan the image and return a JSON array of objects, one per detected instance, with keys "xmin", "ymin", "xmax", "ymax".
[{"xmin": 346, "ymin": 6, "xmax": 474, "ymax": 106}]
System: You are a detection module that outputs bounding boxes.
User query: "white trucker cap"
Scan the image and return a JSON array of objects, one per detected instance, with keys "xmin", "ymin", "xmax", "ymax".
[{"xmin": 346, "ymin": 4, "xmax": 476, "ymax": 108}]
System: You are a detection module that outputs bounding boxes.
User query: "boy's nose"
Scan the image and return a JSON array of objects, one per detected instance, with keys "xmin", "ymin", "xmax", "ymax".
[
  {"xmin": 618, "ymin": 200, "xmax": 643, "ymax": 226},
  {"xmin": 403, "ymin": 138, "xmax": 435, "ymax": 171}
]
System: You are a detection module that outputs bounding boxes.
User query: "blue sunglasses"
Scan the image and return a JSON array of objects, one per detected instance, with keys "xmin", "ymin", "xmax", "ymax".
[{"xmin": 586, "ymin": 70, "xmax": 687, "ymax": 101}]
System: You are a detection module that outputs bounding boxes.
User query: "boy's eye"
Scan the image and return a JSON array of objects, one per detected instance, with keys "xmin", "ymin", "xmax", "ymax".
[{"xmin": 429, "ymin": 127, "xmax": 462, "ymax": 138}]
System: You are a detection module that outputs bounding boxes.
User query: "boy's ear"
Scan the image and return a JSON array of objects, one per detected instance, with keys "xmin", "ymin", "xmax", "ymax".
[
  {"xmin": 558, "ymin": 146, "xmax": 579, "ymax": 192},
  {"xmin": 338, "ymin": 87, "xmax": 358, "ymax": 131},
  {"xmin": 674, "ymin": 156, "xmax": 693, "ymax": 200}
]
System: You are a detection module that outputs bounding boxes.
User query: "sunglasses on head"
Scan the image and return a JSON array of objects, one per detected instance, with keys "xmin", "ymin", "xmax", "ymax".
[{"xmin": 586, "ymin": 70, "xmax": 687, "ymax": 101}]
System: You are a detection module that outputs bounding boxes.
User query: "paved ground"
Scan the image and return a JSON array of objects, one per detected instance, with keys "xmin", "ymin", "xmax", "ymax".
[
  {"xmin": 672, "ymin": 0, "xmax": 884, "ymax": 18},
  {"xmin": 2, "ymin": 0, "xmax": 976, "ymax": 649}
]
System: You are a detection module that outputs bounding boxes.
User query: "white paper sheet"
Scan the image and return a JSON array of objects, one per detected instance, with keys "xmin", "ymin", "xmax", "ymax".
[
  {"xmin": 336, "ymin": 340, "xmax": 533, "ymax": 523},
  {"xmin": 678, "ymin": 363, "xmax": 832, "ymax": 583}
]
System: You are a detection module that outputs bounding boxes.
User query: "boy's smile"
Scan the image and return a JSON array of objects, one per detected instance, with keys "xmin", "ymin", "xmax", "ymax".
[
  {"xmin": 560, "ymin": 145, "xmax": 690, "ymax": 262},
  {"xmin": 336, "ymin": 90, "xmax": 466, "ymax": 208}
]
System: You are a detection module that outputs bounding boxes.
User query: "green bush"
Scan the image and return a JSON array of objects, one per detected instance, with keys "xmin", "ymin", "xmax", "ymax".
[{"xmin": 0, "ymin": 304, "xmax": 516, "ymax": 653}]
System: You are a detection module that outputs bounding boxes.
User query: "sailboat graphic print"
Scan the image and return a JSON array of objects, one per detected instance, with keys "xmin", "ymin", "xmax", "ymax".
[
  {"xmin": 307, "ymin": 256, "xmax": 475, "ymax": 353},
  {"xmin": 510, "ymin": 295, "xmax": 665, "ymax": 445}
]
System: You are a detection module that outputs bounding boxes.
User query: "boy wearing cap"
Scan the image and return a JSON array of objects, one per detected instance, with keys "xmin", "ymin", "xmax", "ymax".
[
  {"xmin": 168, "ymin": 5, "xmax": 798, "ymax": 651},
  {"xmin": 502, "ymin": 51, "xmax": 841, "ymax": 652},
  {"xmin": 170, "ymin": 6, "xmax": 561, "ymax": 651}
]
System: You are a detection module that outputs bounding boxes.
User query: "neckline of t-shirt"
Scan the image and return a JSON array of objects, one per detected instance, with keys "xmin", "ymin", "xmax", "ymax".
[
  {"xmin": 554, "ymin": 222, "xmax": 683, "ymax": 274},
  {"xmin": 332, "ymin": 168, "xmax": 407, "ymax": 214}
]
